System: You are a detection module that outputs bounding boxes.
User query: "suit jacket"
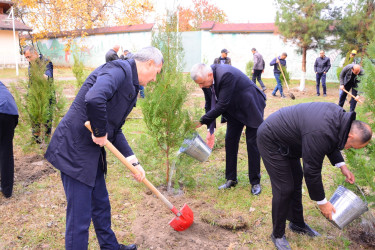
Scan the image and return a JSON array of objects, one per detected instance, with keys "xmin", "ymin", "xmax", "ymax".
[
  {"xmin": 105, "ymin": 49, "xmax": 120, "ymax": 62},
  {"xmin": 213, "ymin": 57, "xmax": 231, "ymax": 65},
  {"xmin": 340, "ymin": 63, "xmax": 364, "ymax": 87},
  {"xmin": 253, "ymin": 52, "xmax": 265, "ymax": 70},
  {"xmin": 0, "ymin": 81, "xmax": 18, "ymax": 116},
  {"xmin": 45, "ymin": 59, "xmax": 139, "ymax": 187},
  {"xmin": 201, "ymin": 64, "xmax": 266, "ymax": 128},
  {"xmin": 262, "ymin": 102, "xmax": 355, "ymax": 201}
]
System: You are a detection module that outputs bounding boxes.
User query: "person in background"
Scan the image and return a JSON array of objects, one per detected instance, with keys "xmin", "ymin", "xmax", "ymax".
[
  {"xmin": 191, "ymin": 63, "xmax": 266, "ymax": 195},
  {"xmin": 338, "ymin": 64, "xmax": 363, "ymax": 112},
  {"xmin": 213, "ymin": 49, "xmax": 232, "ymax": 65},
  {"xmin": 314, "ymin": 50, "xmax": 331, "ymax": 97},
  {"xmin": 251, "ymin": 48, "xmax": 266, "ymax": 91},
  {"xmin": 121, "ymin": 50, "xmax": 144, "ymax": 98},
  {"xmin": 270, "ymin": 53, "xmax": 287, "ymax": 98},
  {"xmin": 120, "ymin": 49, "xmax": 131, "ymax": 60},
  {"xmin": 0, "ymin": 81, "xmax": 18, "ymax": 198},
  {"xmin": 257, "ymin": 102, "xmax": 372, "ymax": 250},
  {"xmin": 105, "ymin": 45, "xmax": 120, "ymax": 62}
]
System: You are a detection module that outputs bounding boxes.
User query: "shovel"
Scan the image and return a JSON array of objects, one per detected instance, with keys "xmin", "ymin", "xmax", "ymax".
[
  {"xmin": 85, "ymin": 121, "xmax": 194, "ymax": 231},
  {"xmin": 276, "ymin": 56, "xmax": 295, "ymax": 100},
  {"xmin": 342, "ymin": 88, "xmax": 363, "ymax": 103}
]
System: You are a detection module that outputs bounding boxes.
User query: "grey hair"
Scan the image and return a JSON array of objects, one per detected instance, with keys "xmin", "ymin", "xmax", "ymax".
[
  {"xmin": 190, "ymin": 63, "xmax": 213, "ymax": 81},
  {"xmin": 23, "ymin": 45, "xmax": 38, "ymax": 55},
  {"xmin": 130, "ymin": 46, "xmax": 164, "ymax": 65}
]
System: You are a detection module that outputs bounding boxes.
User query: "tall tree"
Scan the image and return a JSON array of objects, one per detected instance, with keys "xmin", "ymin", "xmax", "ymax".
[
  {"xmin": 275, "ymin": 0, "xmax": 332, "ymax": 90},
  {"xmin": 332, "ymin": 0, "xmax": 375, "ymax": 59},
  {"xmin": 13, "ymin": 0, "xmax": 154, "ymax": 41},
  {"xmin": 178, "ymin": 0, "xmax": 226, "ymax": 31}
]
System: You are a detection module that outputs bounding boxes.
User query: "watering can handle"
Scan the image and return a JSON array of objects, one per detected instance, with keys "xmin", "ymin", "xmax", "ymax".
[{"xmin": 343, "ymin": 183, "xmax": 368, "ymax": 204}]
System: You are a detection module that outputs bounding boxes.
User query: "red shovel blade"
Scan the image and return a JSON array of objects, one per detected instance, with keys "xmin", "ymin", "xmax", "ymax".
[{"xmin": 168, "ymin": 203, "xmax": 194, "ymax": 231}]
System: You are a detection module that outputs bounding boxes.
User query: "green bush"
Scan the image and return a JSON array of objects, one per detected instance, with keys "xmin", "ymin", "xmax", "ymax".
[
  {"xmin": 72, "ymin": 53, "xmax": 86, "ymax": 90},
  {"xmin": 245, "ymin": 60, "xmax": 254, "ymax": 77}
]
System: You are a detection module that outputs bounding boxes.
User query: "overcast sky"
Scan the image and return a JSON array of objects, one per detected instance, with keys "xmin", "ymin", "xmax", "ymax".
[{"xmin": 152, "ymin": 0, "xmax": 277, "ymax": 23}]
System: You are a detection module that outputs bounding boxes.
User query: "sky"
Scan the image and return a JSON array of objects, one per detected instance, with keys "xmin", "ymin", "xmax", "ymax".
[{"xmin": 152, "ymin": 0, "xmax": 277, "ymax": 23}]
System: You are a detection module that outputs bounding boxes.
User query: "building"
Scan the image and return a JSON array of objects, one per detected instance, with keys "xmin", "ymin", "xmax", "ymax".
[{"xmin": 0, "ymin": 0, "xmax": 32, "ymax": 68}]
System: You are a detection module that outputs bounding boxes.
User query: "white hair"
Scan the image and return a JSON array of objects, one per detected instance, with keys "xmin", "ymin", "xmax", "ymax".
[
  {"xmin": 130, "ymin": 46, "xmax": 164, "ymax": 65},
  {"xmin": 190, "ymin": 63, "xmax": 213, "ymax": 81}
]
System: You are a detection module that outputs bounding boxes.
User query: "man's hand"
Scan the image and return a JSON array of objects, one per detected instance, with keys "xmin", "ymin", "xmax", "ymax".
[
  {"xmin": 132, "ymin": 164, "xmax": 145, "ymax": 182},
  {"xmin": 206, "ymin": 132, "xmax": 215, "ymax": 149},
  {"xmin": 276, "ymin": 58, "xmax": 280, "ymax": 64},
  {"xmin": 252, "ymin": 70, "xmax": 254, "ymax": 74},
  {"xmin": 92, "ymin": 133, "xmax": 108, "ymax": 147},
  {"xmin": 318, "ymin": 201, "xmax": 336, "ymax": 220},
  {"xmin": 262, "ymin": 70, "xmax": 264, "ymax": 73},
  {"xmin": 340, "ymin": 165, "xmax": 355, "ymax": 184},
  {"xmin": 323, "ymin": 72, "xmax": 326, "ymax": 74},
  {"xmin": 196, "ymin": 122, "xmax": 203, "ymax": 129},
  {"xmin": 354, "ymin": 95, "xmax": 361, "ymax": 102},
  {"xmin": 339, "ymin": 85, "xmax": 344, "ymax": 90}
]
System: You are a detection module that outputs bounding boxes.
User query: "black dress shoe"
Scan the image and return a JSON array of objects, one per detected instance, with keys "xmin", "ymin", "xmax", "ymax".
[
  {"xmin": 251, "ymin": 184, "xmax": 261, "ymax": 195},
  {"xmin": 218, "ymin": 180, "xmax": 238, "ymax": 190},
  {"xmin": 119, "ymin": 244, "xmax": 137, "ymax": 250},
  {"xmin": 271, "ymin": 234, "xmax": 291, "ymax": 250},
  {"xmin": 289, "ymin": 222, "xmax": 321, "ymax": 237}
]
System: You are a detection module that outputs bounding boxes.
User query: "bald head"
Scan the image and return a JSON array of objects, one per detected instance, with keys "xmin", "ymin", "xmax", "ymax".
[
  {"xmin": 352, "ymin": 64, "xmax": 361, "ymax": 75},
  {"xmin": 113, "ymin": 45, "xmax": 120, "ymax": 52},
  {"xmin": 344, "ymin": 120, "xmax": 372, "ymax": 149}
]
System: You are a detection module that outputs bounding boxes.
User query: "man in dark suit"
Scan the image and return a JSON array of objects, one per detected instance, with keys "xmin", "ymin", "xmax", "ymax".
[
  {"xmin": 45, "ymin": 47, "xmax": 163, "ymax": 250},
  {"xmin": 0, "ymin": 81, "xmax": 18, "ymax": 198},
  {"xmin": 190, "ymin": 63, "xmax": 266, "ymax": 195},
  {"xmin": 257, "ymin": 102, "xmax": 372, "ymax": 250},
  {"xmin": 105, "ymin": 45, "xmax": 120, "ymax": 62}
]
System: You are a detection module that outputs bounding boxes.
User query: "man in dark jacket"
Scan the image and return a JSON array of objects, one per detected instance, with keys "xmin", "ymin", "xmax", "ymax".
[
  {"xmin": 314, "ymin": 50, "xmax": 331, "ymax": 96},
  {"xmin": 191, "ymin": 63, "xmax": 266, "ymax": 195},
  {"xmin": 257, "ymin": 102, "xmax": 372, "ymax": 250},
  {"xmin": 213, "ymin": 49, "xmax": 232, "ymax": 65},
  {"xmin": 270, "ymin": 53, "xmax": 287, "ymax": 98},
  {"xmin": 0, "ymin": 81, "xmax": 18, "ymax": 198},
  {"xmin": 338, "ymin": 64, "xmax": 363, "ymax": 112},
  {"xmin": 23, "ymin": 45, "xmax": 54, "ymax": 142},
  {"xmin": 105, "ymin": 45, "xmax": 120, "ymax": 62},
  {"xmin": 251, "ymin": 48, "xmax": 266, "ymax": 91},
  {"xmin": 45, "ymin": 47, "xmax": 163, "ymax": 250}
]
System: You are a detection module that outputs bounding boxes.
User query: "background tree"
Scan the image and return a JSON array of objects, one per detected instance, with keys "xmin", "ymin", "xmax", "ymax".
[
  {"xmin": 332, "ymin": 0, "xmax": 375, "ymax": 59},
  {"xmin": 178, "ymin": 0, "xmax": 227, "ymax": 31},
  {"xmin": 275, "ymin": 0, "xmax": 332, "ymax": 91},
  {"xmin": 141, "ymin": 11, "xmax": 196, "ymax": 185},
  {"xmin": 13, "ymin": 0, "xmax": 154, "ymax": 41}
]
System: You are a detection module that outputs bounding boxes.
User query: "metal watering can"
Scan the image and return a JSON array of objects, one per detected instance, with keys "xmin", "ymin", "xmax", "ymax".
[
  {"xmin": 329, "ymin": 184, "xmax": 368, "ymax": 229},
  {"xmin": 179, "ymin": 133, "xmax": 212, "ymax": 162}
]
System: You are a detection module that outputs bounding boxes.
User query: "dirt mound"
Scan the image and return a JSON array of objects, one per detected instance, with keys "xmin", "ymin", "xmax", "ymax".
[
  {"xmin": 14, "ymin": 152, "xmax": 55, "ymax": 186},
  {"xmin": 132, "ymin": 191, "xmax": 246, "ymax": 249}
]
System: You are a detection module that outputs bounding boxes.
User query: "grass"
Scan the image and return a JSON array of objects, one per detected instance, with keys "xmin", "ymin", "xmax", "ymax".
[{"xmin": 0, "ymin": 73, "xmax": 361, "ymax": 249}]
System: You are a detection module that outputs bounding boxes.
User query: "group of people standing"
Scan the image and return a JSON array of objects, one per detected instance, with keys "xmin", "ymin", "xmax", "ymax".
[{"xmin": 0, "ymin": 45, "xmax": 372, "ymax": 250}]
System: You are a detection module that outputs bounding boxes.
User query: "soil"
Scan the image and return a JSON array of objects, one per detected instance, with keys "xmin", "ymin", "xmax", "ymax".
[
  {"xmin": 13, "ymin": 151, "xmax": 56, "ymax": 187},
  {"xmin": 131, "ymin": 189, "xmax": 250, "ymax": 249}
]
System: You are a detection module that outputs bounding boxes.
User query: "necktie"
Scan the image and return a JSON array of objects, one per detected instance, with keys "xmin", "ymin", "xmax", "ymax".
[{"xmin": 209, "ymin": 85, "xmax": 216, "ymax": 135}]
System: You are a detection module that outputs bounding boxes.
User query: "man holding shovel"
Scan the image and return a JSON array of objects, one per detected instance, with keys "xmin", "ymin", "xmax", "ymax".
[
  {"xmin": 338, "ymin": 64, "xmax": 363, "ymax": 112},
  {"xmin": 191, "ymin": 63, "xmax": 266, "ymax": 195},
  {"xmin": 45, "ymin": 47, "xmax": 163, "ymax": 250},
  {"xmin": 270, "ymin": 53, "xmax": 287, "ymax": 98},
  {"xmin": 257, "ymin": 102, "xmax": 372, "ymax": 250}
]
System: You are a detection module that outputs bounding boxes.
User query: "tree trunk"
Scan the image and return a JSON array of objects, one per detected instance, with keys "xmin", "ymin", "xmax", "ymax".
[
  {"xmin": 166, "ymin": 146, "xmax": 170, "ymax": 184},
  {"xmin": 299, "ymin": 46, "xmax": 307, "ymax": 91}
]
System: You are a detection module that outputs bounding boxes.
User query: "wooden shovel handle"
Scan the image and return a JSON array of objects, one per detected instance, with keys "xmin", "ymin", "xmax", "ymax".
[
  {"xmin": 84, "ymin": 121, "xmax": 174, "ymax": 210},
  {"xmin": 342, "ymin": 88, "xmax": 363, "ymax": 103}
]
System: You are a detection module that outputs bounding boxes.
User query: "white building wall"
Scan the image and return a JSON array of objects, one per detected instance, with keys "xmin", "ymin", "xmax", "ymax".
[{"xmin": 0, "ymin": 30, "xmax": 21, "ymax": 66}]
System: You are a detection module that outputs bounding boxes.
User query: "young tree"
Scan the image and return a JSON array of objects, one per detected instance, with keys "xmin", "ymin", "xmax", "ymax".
[
  {"xmin": 178, "ymin": 0, "xmax": 227, "ymax": 31},
  {"xmin": 340, "ymin": 40, "xmax": 375, "ymax": 205},
  {"xmin": 275, "ymin": 0, "xmax": 332, "ymax": 90},
  {"xmin": 141, "ymin": 11, "xmax": 196, "ymax": 184}
]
